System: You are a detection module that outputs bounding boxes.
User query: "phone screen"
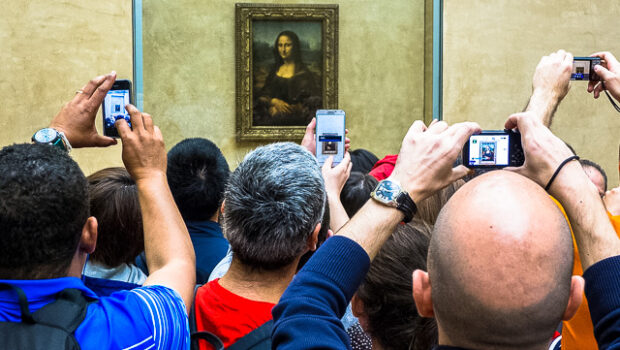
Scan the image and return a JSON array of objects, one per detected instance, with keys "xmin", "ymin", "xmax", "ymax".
[
  {"xmin": 315, "ymin": 109, "xmax": 345, "ymax": 166},
  {"xmin": 103, "ymin": 80, "xmax": 132, "ymax": 137},
  {"xmin": 467, "ymin": 133, "xmax": 510, "ymax": 167},
  {"xmin": 572, "ymin": 57, "xmax": 601, "ymax": 81}
]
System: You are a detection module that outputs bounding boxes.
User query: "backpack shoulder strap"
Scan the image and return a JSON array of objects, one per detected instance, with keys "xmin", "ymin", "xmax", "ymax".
[
  {"xmin": 190, "ymin": 284, "xmax": 225, "ymax": 350},
  {"xmin": 33, "ymin": 288, "xmax": 94, "ymax": 334},
  {"xmin": 189, "ymin": 284, "xmax": 202, "ymax": 334},
  {"xmin": 227, "ymin": 320, "xmax": 274, "ymax": 350}
]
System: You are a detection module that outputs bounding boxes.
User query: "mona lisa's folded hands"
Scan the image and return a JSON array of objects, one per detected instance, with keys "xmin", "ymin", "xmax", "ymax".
[
  {"xmin": 270, "ymin": 98, "xmax": 293, "ymax": 116},
  {"xmin": 301, "ymin": 117, "xmax": 350, "ymax": 156}
]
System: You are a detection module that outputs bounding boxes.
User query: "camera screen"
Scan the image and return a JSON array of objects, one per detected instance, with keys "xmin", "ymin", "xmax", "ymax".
[
  {"xmin": 468, "ymin": 134, "xmax": 510, "ymax": 166},
  {"xmin": 315, "ymin": 110, "xmax": 345, "ymax": 165},
  {"xmin": 571, "ymin": 60, "xmax": 592, "ymax": 81},
  {"xmin": 103, "ymin": 89, "xmax": 131, "ymax": 131}
]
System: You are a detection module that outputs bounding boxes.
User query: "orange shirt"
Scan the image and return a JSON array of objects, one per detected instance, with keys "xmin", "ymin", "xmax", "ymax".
[{"xmin": 557, "ymin": 196, "xmax": 620, "ymax": 350}]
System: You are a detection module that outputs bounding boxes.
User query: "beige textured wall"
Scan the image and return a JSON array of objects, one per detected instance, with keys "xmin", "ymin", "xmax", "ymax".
[
  {"xmin": 444, "ymin": 0, "xmax": 620, "ymax": 187},
  {"xmin": 0, "ymin": 1, "xmax": 133, "ymax": 175},
  {"xmin": 143, "ymin": 0, "xmax": 427, "ymax": 167}
]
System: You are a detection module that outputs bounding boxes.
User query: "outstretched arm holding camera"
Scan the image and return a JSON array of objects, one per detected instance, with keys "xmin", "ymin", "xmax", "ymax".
[
  {"xmin": 505, "ymin": 111, "xmax": 620, "ymax": 349},
  {"xmin": 524, "ymin": 50, "xmax": 573, "ymax": 128}
]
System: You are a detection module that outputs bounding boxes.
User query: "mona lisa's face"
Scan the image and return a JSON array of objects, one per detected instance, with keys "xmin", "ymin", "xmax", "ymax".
[{"xmin": 277, "ymin": 35, "xmax": 293, "ymax": 61}]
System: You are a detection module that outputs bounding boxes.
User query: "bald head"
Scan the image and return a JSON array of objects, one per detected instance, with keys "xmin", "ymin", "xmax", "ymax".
[{"xmin": 428, "ymin": 171, "xmax": 573, "ymax": 349}]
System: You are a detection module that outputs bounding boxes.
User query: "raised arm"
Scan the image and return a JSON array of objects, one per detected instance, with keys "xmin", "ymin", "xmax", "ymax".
[
  {"xmin": 321, "ymin": 153, "xmax": 352, "ymax": 232},
  {"xmin": 116, "ymin": 105, "xmax": 195, "ymax": 313},
  {"xmin": 524, "ymin": 50, "xmax": 573, "ymax": 128},
  {"xmin": 338, "ymin": 120, "xmax": 480, "ymax": 258},
  {"xmin": 504, "ymin": 112, "xmax": 620, "ymax": 269}
]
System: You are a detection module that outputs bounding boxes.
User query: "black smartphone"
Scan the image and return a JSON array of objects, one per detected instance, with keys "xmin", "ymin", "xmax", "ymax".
[
  {"xmin": 572, "ymin": 57, "xmax": 601, "ymax": 81},
  {"xmin": 315, "ymin": 109, "xmax": 346, "ymax": 166},
  {"xmin": 102, "ymin": 79, "xmax": 132, "ymax": 138},
  {"xmin": 463, "ymin": 130, "xmax": 524, "ymax": 168}
]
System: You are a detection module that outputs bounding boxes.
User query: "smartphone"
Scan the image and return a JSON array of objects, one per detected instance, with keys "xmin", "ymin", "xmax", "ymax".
[
  {"xmin": 315, "ymin": 109, "xmax": 345, "ymax": 166},
  {"xmin": 462, "ymin": 130, "xmax": 524, "ymax": 168},
  {"xmin": 571, "ymin": 57, "xmax": 601, "ymax": 81},
  {"xmin": 102, "ymin": 79, "xmax": 132, "ymax": 137}
]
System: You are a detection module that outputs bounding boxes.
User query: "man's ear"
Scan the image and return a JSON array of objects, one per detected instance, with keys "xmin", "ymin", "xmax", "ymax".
[
  {"xmin": 307, "ymin": 223, "xmax": 321, "ymax": 251},
  {"xmin": 562, "ymin": 275, "xmax": 584, "ymax": 321},
  {"xmin": 412, "ymin": 269, "xmax": 435, "ymax": 318},
  {"xmin": 80, "ymin": 216, "xmax": 98, "ymax": 255},
  {"xmin": 351, "ymin": 294, "xmax": 370, "ymax": 331}
]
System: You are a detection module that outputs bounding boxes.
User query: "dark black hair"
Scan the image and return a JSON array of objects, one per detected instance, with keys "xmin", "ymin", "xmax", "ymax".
[
  {"xmin": 167, "ymin": 138, "xmax": 230, "ymax": 221},
  {"xmin": 357, "ymin": 221, "xmax": 437, "ymax": 350},
  {"xmin": 272, "ymin": 31, "xmax": 305, "ymax": 73},
  {"xmin": 0, "ymin": 143, "xmax": 89, "ymax": 279},
  {"xmin": 349, "ymin": 149, "xmax": 379, "ymax": 174},
  {"xmin": 580, "ymin": 158, "xmax": 608, "ymax": 193},
  {"xmin": 340, "ymin": 172, "xmax": 378, "ymax": 217},
  {"xmin": 88, "ymin": 167, "xmax": 143, "ymax": 267},
  {"xmin": 297, "ymin": 201, "xmax": 330, "ymax": 271}
]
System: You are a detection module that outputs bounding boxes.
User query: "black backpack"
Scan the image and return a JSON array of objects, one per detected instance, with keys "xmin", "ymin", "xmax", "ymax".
[
  {"xmin": 0, "ymin": 283, "xmax": 93, "ymax": 349},
  {"xmin": 189, "ymin": 285, "xmax": 272, "ymax": 350}
]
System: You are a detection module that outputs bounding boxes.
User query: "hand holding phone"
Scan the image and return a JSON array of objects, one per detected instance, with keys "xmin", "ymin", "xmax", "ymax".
[
  {"xmin": 462, "ymin": 130, "xmax": 524, "ymax": 168},
  {"xmin": 315, "ymin": 110, "xmax": 346, "ymax": 166},
  {"xmin": 102, "ymin": 79, "xmax": 132, "ymax": 138}
]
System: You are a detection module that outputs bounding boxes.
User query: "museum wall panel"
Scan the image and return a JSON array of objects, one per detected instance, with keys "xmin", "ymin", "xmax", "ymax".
[
  {"xmin": 444, "ymin": 0, "xmax": 620, "ymax": 187},
  {"xmin": 143, "ymin": 0, "xmax": 427, "ymax": 167}
]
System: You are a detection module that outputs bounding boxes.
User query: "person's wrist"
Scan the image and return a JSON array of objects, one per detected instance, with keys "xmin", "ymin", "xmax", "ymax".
[
  {"xmin": 326, "ymin": 189, "xmax": 342, "ymax": 201},
  {"xmin": 133, "ymin": 169, "xmax": 167, "ymax": 187},
  {"xmin": 385, "ymin": 173, "xmax": 426, "ymax": 204},
  {"xmin": 546, "ymin": 161, "xmax": 594, "ymax": 199},
  {"xmin": 531, "ymin": 87, "xmax": 562, "ymax": 104},
  {"xmin": 48, "ymin": 121, "xmax": 71, "ymax": 142}
]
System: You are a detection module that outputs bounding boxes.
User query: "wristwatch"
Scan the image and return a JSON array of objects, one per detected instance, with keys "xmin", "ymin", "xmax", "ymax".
[
  {"xmin": 32, "ymin": 128, "xmax": 72, "ymax": 152},
  {"xmin": 370, "ymin": 179, "xmax": 417, "ymax": 223}
]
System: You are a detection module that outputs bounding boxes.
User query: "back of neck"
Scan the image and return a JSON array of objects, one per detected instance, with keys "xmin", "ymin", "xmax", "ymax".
[{"xmin": 218, "ymin": 258, "xmax": 298, "ymax": 304}]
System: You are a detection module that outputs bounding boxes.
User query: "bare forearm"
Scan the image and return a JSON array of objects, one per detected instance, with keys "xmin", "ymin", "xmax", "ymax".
[
  {"xmin": 137, "ymin": 174, "xmax": 195, "ymax": 278},
  {"xmin": 525, "ymin": 90, "xmax": 561, "ymax": 128},
  {"xmin": 551, "ymin": 163, "xmax": 620, "ymax": 270},
  {"xmin": 327, "ymin": 195, "xmax": 350, "ymax": 232}
]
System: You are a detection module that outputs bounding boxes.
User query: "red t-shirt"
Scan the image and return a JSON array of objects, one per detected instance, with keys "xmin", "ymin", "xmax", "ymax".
[
  {"xmin": 369, "ymin": 154, "xmax": 398, "ymax": 181},
  {"xmin": 194, "ymin": 278, "xmax": 275, "ymax": 349}
]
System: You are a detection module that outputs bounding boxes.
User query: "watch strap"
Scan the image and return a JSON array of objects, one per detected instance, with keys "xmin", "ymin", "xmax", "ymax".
[
  {"xmin": 395, "ymin": 191, "xmax": 417, "ymax": 223},
  {"xmin": 56, "ymin": 130, "xmax": 72, "ymax": 152}
]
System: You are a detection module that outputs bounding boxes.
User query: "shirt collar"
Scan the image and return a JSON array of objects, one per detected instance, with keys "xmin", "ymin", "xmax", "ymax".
[
  {"xmin": 185, "ymin": 220, "xmax": 223, "ymax": 235},
  {"xmin": 0, "ymin": 277, "xmax": 99, "ymax": 303}
]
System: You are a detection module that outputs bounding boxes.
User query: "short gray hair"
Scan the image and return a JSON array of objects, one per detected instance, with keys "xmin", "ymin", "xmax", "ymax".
[{"xmin": 223, "ymin": 142, "xmax": 326, "ymax": 270}]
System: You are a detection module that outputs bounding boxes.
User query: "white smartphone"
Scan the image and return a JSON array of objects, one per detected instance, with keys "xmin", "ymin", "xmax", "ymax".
[{"xmin": 315, "ymin": 109, "xmax": 345, "ymax": 166}]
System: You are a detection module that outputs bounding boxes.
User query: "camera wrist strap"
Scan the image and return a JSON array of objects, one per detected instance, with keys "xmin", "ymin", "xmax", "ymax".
[{"xmin": 601, "ymin": 82, "xmax": 620, "ymax": 113}]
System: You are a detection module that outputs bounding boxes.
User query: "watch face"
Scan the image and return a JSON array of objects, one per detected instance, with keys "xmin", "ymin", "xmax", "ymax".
[
  {"xmin": 34, "ymin": 128, "xmax": 58, "ymax": 143},
  {"xmin": 374, "ymin": 180, "xmax": 400, "ymax": 202}
]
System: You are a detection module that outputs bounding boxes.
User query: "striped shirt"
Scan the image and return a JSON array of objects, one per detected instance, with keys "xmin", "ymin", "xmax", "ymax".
[{"xmin": 0, "ymin": 277, "xmax": 189, "ymax": 349}]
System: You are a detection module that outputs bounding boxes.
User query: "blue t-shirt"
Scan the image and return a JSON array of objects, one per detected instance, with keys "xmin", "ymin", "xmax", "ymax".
[{"xmin": 0, "ymin": 277, "xmax": 189, "ymax": 349}]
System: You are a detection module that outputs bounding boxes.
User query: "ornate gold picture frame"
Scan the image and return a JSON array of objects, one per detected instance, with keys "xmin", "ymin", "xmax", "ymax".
[{"xmin": 235, "ymin": 3, "xmax": 338, "ymax": 141}]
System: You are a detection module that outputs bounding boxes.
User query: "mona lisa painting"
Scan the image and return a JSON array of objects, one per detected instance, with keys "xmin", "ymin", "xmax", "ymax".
[{"xmin": 236, "ymin": 4, "xmax": 338, "ymax": 141}]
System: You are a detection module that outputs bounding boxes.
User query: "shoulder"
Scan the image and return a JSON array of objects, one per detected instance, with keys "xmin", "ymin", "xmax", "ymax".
[{"xmin": 76, "ymin": 285, "xmax": 189, "ymax": 350}]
